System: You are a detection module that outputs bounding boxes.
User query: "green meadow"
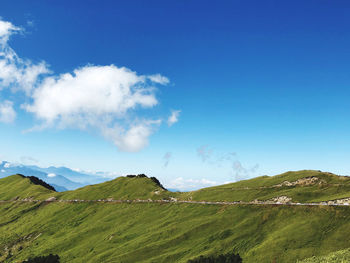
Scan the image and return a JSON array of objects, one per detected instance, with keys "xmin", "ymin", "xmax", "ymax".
[{"xmin": 0, "ymin": 170, "xmax": 350, "ymax": 262}]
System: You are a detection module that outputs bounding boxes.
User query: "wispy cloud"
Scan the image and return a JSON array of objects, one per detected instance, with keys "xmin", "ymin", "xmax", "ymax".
[
  {"xmin": 147, "ymin": 74, "xmax": 169, "ymax": 85},
  {"xmin": 0, "ymin": 100, "xmax": 16, "ymax": 123},
  {"xmin": 20, "ymin": 156, "xmax": 39, "ymax": 164},
  {"xmin": 196, "ymin": 145, "xmax": 259, "ymax": 182},
  {"xmin": 167, "ymin": 177, "xmax": 218, "ymax": 191},
  {"xmin": 0, "ymin": 19, "xmax": 49, "ymax": 95},
  {"xmin": 196, "ymin": 145, "xmax": 214, "ymax": 162},
  {"xmin": 167, "ymin": 110, "xmax": 181, "ymax": 127},
  {"xmin": 163, "ymin": 152, "xmax": 172, "ymax": 167}
]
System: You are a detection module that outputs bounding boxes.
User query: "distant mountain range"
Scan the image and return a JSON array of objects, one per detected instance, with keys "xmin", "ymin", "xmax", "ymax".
[{"xmin": 0, "ymin": 161, "xmax": 110, "ymax": 191}]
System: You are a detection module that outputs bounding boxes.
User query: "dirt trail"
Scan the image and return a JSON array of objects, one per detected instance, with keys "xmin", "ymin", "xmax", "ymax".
[{"xmin": 0, "ymin": 198, "xmax": 349, "ymax": 207}]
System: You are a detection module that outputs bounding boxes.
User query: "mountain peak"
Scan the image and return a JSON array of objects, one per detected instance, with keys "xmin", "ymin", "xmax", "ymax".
[{"xmin": 60, "ymin": 174, "xmax": 170, "ymax": 200}]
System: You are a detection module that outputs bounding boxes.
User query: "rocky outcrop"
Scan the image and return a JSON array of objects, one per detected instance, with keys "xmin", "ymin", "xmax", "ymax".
[
  {"xmin": 327, "ymin": 198, "xmax": 350, "ymax": 205},
  {"xmin": 274, "ymin": 177, "xmax": 324, "ymax": 187},
  {"xmin": 45, "ymin": 197, "xmax": 57, "ymax": 202},
  {"xmin": 270, "ymin": 196, "xmax": 292, "ymax": 204}
]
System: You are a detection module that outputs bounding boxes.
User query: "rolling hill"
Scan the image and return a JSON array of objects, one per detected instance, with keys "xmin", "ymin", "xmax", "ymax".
[
  {"xmin": 58, "ymin": 174, "xmax": 172, "ymax": 201},
  {"xmin": 0, "ymin": 174, "xmax": 56, "ymax": 200},
  {"xmin": 182, "ymin": 170, "xmax": 350, "ymax": 203},
  {"xmin": 0, "ymin": 170, "xmax": 349, "ymax": 263}
]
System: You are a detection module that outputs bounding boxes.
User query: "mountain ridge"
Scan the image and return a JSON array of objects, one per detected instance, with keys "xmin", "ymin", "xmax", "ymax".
[
  {"xmin": 0, "ymin": 169, "xmax": 350, "ymax": 262},
  {"xmin": 1, "ymin": 170, "xmax": 350, "ymax": 204}
]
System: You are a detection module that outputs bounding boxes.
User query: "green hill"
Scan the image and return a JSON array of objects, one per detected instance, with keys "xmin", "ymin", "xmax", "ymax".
[
  {"xmin": 0, "ymin": 170, "xmax": 350, "ymax": 263},
  {"xmin": 58, "ymin": 175, "xmax": 173, "ymax": 200},
  {"xmin": 0, "ymin": 174, "xmax": 56, "ymax": 200},
  {"xmin": 182, "ymin": 170, "xmax": 350, "ymax": 203}
]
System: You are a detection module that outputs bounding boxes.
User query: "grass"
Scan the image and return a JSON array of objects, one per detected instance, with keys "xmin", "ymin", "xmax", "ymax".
[
  {"xmin": 57, "ymin": 176, "xmax": 173, "ymax": 200},
  {"xmin": 0, "ymin": 202, "xmax": 350, "ymax": 263},
  {"xmin": 0, "ymin": 175, "xmax": 55, "ymax": 200},
  {"xmin": 0, "ymin": 170, "xmax": 349, "ymax": 262},
  {"xmin": 297, "ymin": 248, "xmax": 350, "ymax": 263},
  {"xmin": 183, "ymin": 170, "xmax": 350, "ymax": 203}
]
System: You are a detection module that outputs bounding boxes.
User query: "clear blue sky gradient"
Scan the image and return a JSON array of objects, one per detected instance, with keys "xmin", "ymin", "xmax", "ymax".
[{"xmin": 1, "ymin": 1, "xmax": 350, "ymax": 188}]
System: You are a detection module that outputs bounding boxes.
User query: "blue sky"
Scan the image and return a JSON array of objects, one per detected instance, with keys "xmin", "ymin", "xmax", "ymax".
[{"xmin": 0, "ymin": 1, "xmax": 350, "ymax": 190}]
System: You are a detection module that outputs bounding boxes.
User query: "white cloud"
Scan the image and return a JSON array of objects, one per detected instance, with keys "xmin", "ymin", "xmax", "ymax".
[
  {"xmin": 25, "ymin": 65, "xmax": 159, "ymax": 124},
  {"xmin": 147, "ymin": 74, "xmax": 169, "ymax": 85},
  {"xmin": 0, "ymin": 18, "xmax": 171, "ymax": 152},
  {"xmin": 23, "ymin": 64, "xmax": 167, "ymax": 151},
  {"xmin": 167, "ymin": 177, "xmax": 218, "ymax": 191},
  {"xmin": 1, "ymin": 169, "xmax": 5, "ymax": 172},
  {"xmin": 0, "ymin": 19, "xmax": 50, "ymax": 94},
  {"xmin": 0, "ymin": 19, "xmax": 21, "ymax": 44},
  {"xmin": 47, "ymin": 173, "xmax": 56, "ymax": 178},
  {"xmin": 101, "ymin": 119, "xmax": 161, "ymax": 152},
  {"xmin": 167, "ymin": 110, "xmax": 181, "ymax": 126},
  {"xmin": 4, "ymin": 162, "xmax": 11, "ymax": 168},
  {"xmin": 0, "ymin": 100, "xmax": 16, "ymax": 123}
]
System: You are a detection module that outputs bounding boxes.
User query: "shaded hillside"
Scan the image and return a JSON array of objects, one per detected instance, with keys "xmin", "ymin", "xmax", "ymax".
[
  {"xmin": 58, "ymin": 175, "xmax": 172, "ymax": 200},
  {"xmin": 181, "ymin": 170, "xmax": 350, "ymax": 203},
  {"xmin": 0, "ymin": 175, "xmax": 56, "ymax": 200}
]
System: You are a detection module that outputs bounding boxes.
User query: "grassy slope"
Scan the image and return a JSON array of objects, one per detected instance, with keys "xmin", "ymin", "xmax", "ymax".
[
  {"xmin": 1, "ymin": 171, "xmax": 350, "ymax": 262},
  {"xmin": 58, "ymin": 176, "xmax": 173, "ymax": 200},
  {"xmin": 1, "ymin": 202, "xmax": 350, "ymax": 263},
  {"xmin": 297, "ymin": 248, "xmax": 350, "ymax": 263},
  {"xmin": 183, "ymin": 170, "xmax": 350, "ymax": 203},
  {"xmin": 3, "ymin": 170, "xmax": 349, "ymax": 203},
  {"xmin": 0, "ymin": 175, "xmax": 55, "ymax": 200}
]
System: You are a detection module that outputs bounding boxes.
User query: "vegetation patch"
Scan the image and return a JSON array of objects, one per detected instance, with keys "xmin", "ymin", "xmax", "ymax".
[
  {"xmin": 188, "ymin": 252, "xmax": 242, "ymax": 263},
  {"xmin": 22, "ymin": 254, "xmax": 60, "ymax": 263}
]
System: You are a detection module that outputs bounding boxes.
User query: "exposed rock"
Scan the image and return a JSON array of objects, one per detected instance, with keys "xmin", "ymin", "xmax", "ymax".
[
  {"xmin": 45, "ymin": 197, "xmax": 57, "ymax": 202},
  {"xmin": 270, "ymin": 196, "xmax": 292, "ymax": 204},
  {"xmin": 22, "ymin": 197, "xmax": 35, "ymax": 202},
  {"xmin": 274, "ymin": 177, "xmax": 323, "ymax": 187},
  {"xmin": 334, "ymin": 198, "xmax": 350, "ymax": 205}
]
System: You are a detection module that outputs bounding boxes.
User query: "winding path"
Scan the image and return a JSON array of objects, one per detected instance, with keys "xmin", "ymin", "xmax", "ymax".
[{"xmin": 0, "ymin": 199, "xmax": 349, "ymax": 207}]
